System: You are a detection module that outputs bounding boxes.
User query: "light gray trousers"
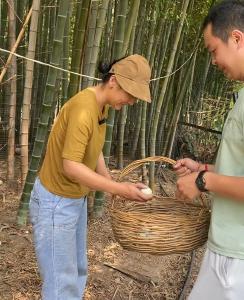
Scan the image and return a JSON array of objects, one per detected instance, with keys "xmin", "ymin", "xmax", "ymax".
[{"xmin": 188, "ymin": 248, "xmax": 244, "ymax": 300}]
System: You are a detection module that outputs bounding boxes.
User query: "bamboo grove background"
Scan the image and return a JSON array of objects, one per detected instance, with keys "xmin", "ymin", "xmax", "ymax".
[{"xmin": 0, "ymin": 0, "xmax": 234, "ymax": 223}]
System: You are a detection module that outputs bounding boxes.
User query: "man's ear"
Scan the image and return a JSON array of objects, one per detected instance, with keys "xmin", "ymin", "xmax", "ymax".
[{"xmin": 232, "ymin": 30, "xmax": 244, "ymax": 48}]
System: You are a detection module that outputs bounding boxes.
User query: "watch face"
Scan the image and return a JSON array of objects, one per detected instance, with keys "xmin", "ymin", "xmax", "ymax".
[{"xmin": 195, "ymin": 171, "xmax": 208, "ymax": 192}]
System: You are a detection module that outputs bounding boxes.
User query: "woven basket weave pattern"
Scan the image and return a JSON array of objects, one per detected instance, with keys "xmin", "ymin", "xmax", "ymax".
[{"xmin": 110, "ymin": 156, "xmax": 210, "ymax": 255}]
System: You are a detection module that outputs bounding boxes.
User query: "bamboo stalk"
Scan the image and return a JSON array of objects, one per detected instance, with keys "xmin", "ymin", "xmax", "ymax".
[{"xmin": 0, "ymin": 6, "xmax": 33, "ymax": 83}]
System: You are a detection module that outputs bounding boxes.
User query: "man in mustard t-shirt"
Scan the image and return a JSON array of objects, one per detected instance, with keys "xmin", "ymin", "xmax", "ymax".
[
  {"xmin": 174, "ymin": 1, "xmax": 244, "ymax": 299},
  {"xmin": 29, "ymin": 55, "xmax": 152, "ymax": 300}
]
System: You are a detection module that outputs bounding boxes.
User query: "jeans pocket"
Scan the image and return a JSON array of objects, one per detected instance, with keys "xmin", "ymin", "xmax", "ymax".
[{"xmin": 53, "ymin": 197, "xmax": 84, "ymax": 230}]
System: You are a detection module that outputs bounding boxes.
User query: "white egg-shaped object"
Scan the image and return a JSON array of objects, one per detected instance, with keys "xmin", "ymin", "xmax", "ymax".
[{"xmin": 141, "ymin": 187, "xmax": 153, "ymax": 195}]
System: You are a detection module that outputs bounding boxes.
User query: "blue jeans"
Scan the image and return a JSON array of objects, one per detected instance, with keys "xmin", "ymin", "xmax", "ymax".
[{"xmin": 29, "ymin": 178, "xmax": 87, "ymax": 300}]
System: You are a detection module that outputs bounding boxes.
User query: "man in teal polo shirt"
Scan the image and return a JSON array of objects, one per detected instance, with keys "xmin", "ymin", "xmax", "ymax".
[{"xmin": 174, "ymin": 1, "xmax": 244, "ymax": 299}]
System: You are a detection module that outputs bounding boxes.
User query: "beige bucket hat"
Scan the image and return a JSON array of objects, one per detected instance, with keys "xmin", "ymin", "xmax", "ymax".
[{"xmin": 109, "ymin": 54, "xmax": 151, "ymax": 102}]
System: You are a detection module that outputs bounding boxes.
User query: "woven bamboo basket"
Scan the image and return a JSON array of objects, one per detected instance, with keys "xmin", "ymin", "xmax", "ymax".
[{"xmin": 110, "ymin": 156, "xmax": 210, "ymax": 255}]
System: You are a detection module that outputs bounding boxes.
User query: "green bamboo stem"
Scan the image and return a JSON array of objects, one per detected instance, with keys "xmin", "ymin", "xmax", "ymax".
[
  {"xmin": 149, "ymin": 0, "xmax": 190, "ymax": 186},
  {"xmin": 68, "ymin": 0, "xmax": 90, "ymax": 97},
  {"xmin": 17, "ymin": 0, "xmax": 70, "ymax": 225},
  {"xmin": 94, "ymin": 0, "xmax": 128, "ymax": 216}
]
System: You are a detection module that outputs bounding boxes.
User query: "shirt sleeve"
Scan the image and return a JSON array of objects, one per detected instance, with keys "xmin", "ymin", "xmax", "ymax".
[{"xmin": 62, "ymin": 107, "xmax": 93, "ymax": 162}]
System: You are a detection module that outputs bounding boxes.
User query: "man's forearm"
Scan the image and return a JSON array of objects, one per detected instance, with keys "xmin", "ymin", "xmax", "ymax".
[
  {"xmin": 205, "ymin": 172, "xmax": 244, "ymax": 201},
  {"xmin": 198, "ymin": 163, "xmax": 215, "ymax": 172}
]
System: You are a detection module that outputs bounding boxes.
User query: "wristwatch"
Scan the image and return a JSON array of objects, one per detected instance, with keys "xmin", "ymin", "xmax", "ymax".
[{"xmin": 195, "ymin": 170, "xmax": 208, "ymax": 192}]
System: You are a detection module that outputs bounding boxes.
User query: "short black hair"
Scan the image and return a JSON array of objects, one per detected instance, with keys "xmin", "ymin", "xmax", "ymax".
[{"xmin": 202, "ymin": 0, "xmax": 244, "ymax": 42}]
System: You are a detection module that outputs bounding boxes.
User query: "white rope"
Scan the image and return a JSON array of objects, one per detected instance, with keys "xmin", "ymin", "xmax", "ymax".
[
  {"xmin": 150, "ymin": 54, "xmax": 193, "ymax": 81},
  {"xmin": 0, "ymin": 42, "xmax": 200, "ymax": 83},
  {"xmin": 150, "ymin": 41, "xmax": 200, "ymax": 82},
  {"xmin": 0, "ymin": 48, "xmax": 102, "ymax": 81}
]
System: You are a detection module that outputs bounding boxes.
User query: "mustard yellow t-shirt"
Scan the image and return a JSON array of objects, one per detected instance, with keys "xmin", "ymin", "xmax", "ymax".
[{"xmin": 39, "ymin": 89, "xmax": 108, "ymax": 198}]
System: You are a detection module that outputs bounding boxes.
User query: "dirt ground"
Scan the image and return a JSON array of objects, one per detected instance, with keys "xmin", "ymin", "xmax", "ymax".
[{"xmin": 0, "ymin": 160, "xmax": 206, "ymax": 300}]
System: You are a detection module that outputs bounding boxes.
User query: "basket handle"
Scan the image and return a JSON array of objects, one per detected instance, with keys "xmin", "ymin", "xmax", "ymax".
[
  {"xmin": 118, "ymin": 156, "xmax": 176, "ymax": 181},
  {"xmin": 111, "ymin": 156, "xmax": 176, "ymax": 207},
  {"xmin": 111, "ymin": 156, "xmax": 209, "ymax": 208}
]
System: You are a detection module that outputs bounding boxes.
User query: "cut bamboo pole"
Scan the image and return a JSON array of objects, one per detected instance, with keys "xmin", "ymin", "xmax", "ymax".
[{"xmin": 0, "ymin": 6, "xmax": 33, "ymax": 83}]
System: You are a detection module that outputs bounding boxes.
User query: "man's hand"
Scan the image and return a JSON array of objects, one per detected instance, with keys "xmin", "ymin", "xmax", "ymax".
[
  {"xmin": 176, "ymin": 172, "xmax": 201, "ymax": 202},
  {"xmin": 174, "ymin": 158, "xmax": 200, "ymax": 177}
]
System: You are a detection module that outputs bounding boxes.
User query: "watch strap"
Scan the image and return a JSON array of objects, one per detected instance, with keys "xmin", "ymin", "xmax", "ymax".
[{"xmin": 195, "ymin": 170, "xmax": 208, "ymax": 192}]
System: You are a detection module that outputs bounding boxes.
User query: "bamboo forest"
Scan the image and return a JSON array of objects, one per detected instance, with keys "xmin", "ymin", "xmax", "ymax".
[{"xmin": 0, "ymin": 0, "xmax": 240, "ymax": 299}]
